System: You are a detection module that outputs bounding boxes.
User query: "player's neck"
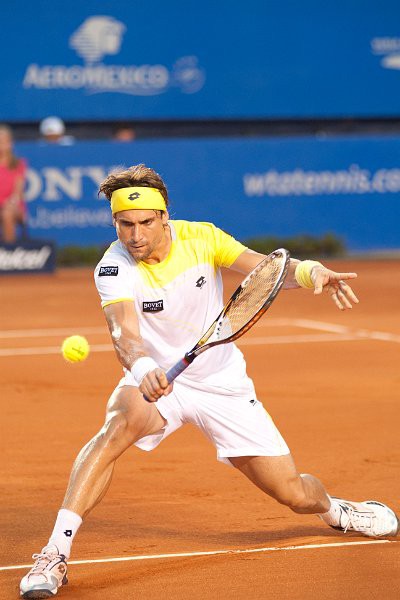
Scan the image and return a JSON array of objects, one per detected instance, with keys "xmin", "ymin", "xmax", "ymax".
[{"xmin": 142, "ymin": 223, "xmax": 172, "ymax": 265}]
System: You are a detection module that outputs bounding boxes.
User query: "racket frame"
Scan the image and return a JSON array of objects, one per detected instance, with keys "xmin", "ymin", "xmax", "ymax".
[{"xmin": 165, "ymin": 248, "xmax": 290, "ymax": 383}]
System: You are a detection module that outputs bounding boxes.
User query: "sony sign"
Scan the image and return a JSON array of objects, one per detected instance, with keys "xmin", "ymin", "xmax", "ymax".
[
  {"xmin": 24, "ymin": 166, "xmax": 113, "ymax": 232},
  {"xmin": 25, "ymin": 166, "xmax": 107, "ymax": 202}
]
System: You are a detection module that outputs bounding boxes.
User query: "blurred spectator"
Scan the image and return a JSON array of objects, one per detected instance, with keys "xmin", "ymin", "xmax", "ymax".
[
  {"xmin": 113, "ymin": 126, "xmax": 136, "ymax": 142},
  {"xmin": 0, "ymin": 124, "xmax": 28, "ymax": 243},
  {"xmin": 39, "ymin": 116, "xmax": 75, "ymax": 145}
]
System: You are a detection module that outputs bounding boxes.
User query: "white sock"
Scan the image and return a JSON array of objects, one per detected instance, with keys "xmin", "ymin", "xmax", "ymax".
[
  {"xmin": 47, "ymin": 509, "xmax": 82, "ymax": 559},
  {"xmin": 319, "ymin": 497, "xmax": 342, "ymax": 526}
]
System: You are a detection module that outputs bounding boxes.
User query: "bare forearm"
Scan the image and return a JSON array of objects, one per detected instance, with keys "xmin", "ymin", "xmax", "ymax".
[
  {"xmin": 104, "ymin": 302, "xmax": 148, "ymax": 370},
  {"xmin": 230, "ymin": 249, "xmax": 301, "ymax": 290},
  {"xmin": 283, "ymin": 258, "xmax": 301, "ymax": 289},
  {"xmin": 111, "ymin": 330, "xmax": 147, "ymax": 371}
]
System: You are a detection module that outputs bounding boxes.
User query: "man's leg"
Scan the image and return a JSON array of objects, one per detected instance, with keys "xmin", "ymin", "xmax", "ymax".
[
  {"xmin": 230, "ymin": 454, "xmax": 399, "ymax": 537},
  {"xmin": 61, "ymin": 385, "xmax": 165, "ymax": 517},
  {"xmin": 230, "ymin": 454, "xmax": 330, "ymax": 513},
  {"xmin": 20, "ymin": 385, "xmax": 166, "ymax": 598}
]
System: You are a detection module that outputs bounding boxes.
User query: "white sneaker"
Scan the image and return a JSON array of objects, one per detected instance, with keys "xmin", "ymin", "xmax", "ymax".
[
  {"xmin": 20, "ymin": 545, "xmax": 68, "ymax": 598},
  {"xmin": 323, "ymin": 498, "xmax": 399, "ymax": 538}
]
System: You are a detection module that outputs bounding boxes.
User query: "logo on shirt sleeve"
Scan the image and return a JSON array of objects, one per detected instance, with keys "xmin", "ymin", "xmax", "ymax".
[
  {"xmin": 143, "ymin": 300, "xmax": 164, "ymax": 312},
  {"xmin": 99, "ymin": 266, "xmax": 119, "ymax": 276},
  {"xmin": 195, "ymin": 276, "xmax": 206, "ymax": 288}
]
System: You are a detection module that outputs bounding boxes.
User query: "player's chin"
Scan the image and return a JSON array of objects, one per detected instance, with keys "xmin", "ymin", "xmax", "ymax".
[{"xmin": 129, "ymin": 247, "xmax": 149, "ymax": 260}]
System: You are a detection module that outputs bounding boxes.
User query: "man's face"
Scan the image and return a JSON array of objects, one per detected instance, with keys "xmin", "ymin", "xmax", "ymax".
[{"xmin": 114, "ymin": 209, "xmax": 169, "ymax": 261}]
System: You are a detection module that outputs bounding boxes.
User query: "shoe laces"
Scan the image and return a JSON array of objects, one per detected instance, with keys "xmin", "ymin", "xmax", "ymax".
[
  {"xmin": 30, "ymin": 550, "xmax": 59, "ymax": 573},
  {"xmin": 341, "ymin": 504, "xmax": 374, "ymax": 533}
]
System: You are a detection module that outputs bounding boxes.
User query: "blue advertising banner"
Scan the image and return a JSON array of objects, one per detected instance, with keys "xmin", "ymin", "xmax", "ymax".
[
  {"xmin": 17, "ymin": 136, "xmax": 400, "ymax": 252},
  {"xmin": 0, "ymin": 241, "xmax": 56, "ymax": 274},
  {"xmin": 2, "ymin": 0, "xmax": 400, "ymax": 120}
]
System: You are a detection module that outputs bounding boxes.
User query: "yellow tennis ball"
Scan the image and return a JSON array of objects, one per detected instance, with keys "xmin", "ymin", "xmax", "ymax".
[{"xmin": 61, "ymin": 335, "xmax": 90, "ymax": 363}]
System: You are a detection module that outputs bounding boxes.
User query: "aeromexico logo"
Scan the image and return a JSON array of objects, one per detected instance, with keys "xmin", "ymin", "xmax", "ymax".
[
  {"xmin": 22, "ymin": 15, "xmax": 205, "ymax": 96},
  {"xmin": 371, "ymin": 36, "xmax": 400, "ymax": 70}
]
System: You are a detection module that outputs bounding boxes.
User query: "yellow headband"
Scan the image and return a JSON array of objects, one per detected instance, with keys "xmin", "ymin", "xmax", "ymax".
[{"xmin": 110, "ymin": 187, "xmax": 167, "ymax": 214}]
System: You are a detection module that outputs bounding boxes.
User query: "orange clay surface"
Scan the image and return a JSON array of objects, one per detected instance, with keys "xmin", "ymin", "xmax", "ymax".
[{"xmin": 0, "ymin": 260, "xmax": 399, "ymax": 599}]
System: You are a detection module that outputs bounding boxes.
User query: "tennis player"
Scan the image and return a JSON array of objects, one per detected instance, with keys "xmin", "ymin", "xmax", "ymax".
[{"xmin": 20, "ymin": 165, "xmax": 398, "ymax": 598}]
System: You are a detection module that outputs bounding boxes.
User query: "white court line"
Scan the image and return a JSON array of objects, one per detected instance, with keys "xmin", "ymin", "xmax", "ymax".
[
  {"xmin": 0, "ymin": 344, "xmax": 113, "ymax": 357},
  {"xmin": 238, "ymin": 334, "xmax": 361, "ymax": 346},
  {"xmin": 258, "ymin": 318, "xmax": 400, "ymax": 342},
  {"xmin": 0, "ymin": 335, "xmax": 367, "ymax": 357},
  {"xmin": 0, "ymin": 539, "xmax": 395, "ymax": 572},
  {"xmin": 1, "ymin": 319, "xmax": 399, "ymax": 357},
  {"xmin": 355, "ymin": 329, "xmax": 400, "ymax": 343},
  {"xmin": 291, "ymin": 319, "xmax": 349, "ymax": 333},
  {"xmin": 256, "ymin": 318, "xmax": 350, "ymax": 334},
  {"xmin": 0, "ymin": 319, "xmax": 342, "ymax": 338},
  {"xmin": 0, "ymin": 319, "xmax": 395, "ymax": 340},
  {"xmin": 1, "ymin": 333, "xmax": 399, "ymax": 357},
  {"xmin": 0, "ymin": 326, "xmax": 107, "ymax": 339}
]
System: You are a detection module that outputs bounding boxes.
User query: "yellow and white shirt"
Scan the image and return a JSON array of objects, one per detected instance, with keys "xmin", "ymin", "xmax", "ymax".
[{"xmin": 94, "ymin": 220, "xmax": 255, "ymax": 395}]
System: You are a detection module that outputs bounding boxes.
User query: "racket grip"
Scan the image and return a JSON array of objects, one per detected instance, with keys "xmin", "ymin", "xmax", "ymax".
[
  {"xmin": 166, "ymin": 357, "xmax": 191, "ymax": 384},
  {"xmin": 142, "ymin": 357, "xmax": 191, "ymax": 402}
]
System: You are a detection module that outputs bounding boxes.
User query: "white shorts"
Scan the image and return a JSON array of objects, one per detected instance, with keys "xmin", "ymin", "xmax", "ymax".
[{"xmin": 117, "ymin": 373, "xmax": 290, "ymax": 466}]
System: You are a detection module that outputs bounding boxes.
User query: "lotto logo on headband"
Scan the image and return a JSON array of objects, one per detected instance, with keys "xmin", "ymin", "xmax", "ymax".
[
  {"xmin": 128, "ymin": 192, "xmax": 140, "ymax": 201},
  {"xmin": 110, "ymin": 187, "xmax": 167, "ymax": 214}
]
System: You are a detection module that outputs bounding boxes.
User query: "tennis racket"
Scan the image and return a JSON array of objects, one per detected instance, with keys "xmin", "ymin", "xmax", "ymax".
[{"xmin": 165, "ymin": 248, "xmax": 290, "ymax": 384}]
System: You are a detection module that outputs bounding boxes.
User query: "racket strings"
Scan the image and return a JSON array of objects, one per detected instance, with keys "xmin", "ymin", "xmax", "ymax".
[{"xmin": 215, "ymin": 256, "xmax": 285, "ymax": 340}]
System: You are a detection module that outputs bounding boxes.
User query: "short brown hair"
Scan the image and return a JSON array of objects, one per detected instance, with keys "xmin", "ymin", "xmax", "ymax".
[{"xmin": 99, "ymin": 164, "xmax": 169, "ymax": 208}]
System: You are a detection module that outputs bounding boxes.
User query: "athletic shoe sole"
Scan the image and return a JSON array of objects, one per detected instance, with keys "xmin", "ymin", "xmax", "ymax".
[{"xmin": 20, "ymin": 574, "xmax": 67, "ymax": 599}]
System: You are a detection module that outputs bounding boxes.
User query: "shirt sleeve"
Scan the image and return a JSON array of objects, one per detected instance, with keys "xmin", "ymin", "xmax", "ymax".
[
  {"xmin": 199, "ymin": 222, "xmax": 248, "ymax": 268},
  {"xmin": 94, "ymin": 257, "xmax": 134, "ymax": 308}
]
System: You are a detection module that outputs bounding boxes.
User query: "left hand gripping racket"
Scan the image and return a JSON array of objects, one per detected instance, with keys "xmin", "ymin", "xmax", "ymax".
[{"xmin": 164, "ymin": 248, "xmax": 290, "ymax": 385}]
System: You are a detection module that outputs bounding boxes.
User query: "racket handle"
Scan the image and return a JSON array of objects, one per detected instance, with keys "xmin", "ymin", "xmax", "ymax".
[
  {"xmin": 166, "ymin": 357, "xmax": 191, "ymax": 384},
  {"xmin": 142, "ymin": 356, "xmax": 191, "ymax": 402}
]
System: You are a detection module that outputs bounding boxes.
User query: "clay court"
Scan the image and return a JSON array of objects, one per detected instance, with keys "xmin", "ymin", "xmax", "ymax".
[{"xmin": 1, "ymin": 260, "xmax": 399, "ymax": 599}]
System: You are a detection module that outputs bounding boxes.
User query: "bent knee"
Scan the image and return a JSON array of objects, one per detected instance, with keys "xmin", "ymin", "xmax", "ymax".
[
  {"xmin": 98, "ymin": 412, "xmax": 136, "ymax": 450},
  {"xmin": 100, "ymin": 397, "xmax": 163, "ymax": 450},
  {"xmin": 273, "ymin": 479, "xmax": 312, "ymax": 512},
  {"xmin": 106, "ymin": 386, "xmax": 165, "ymax": 438}
]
